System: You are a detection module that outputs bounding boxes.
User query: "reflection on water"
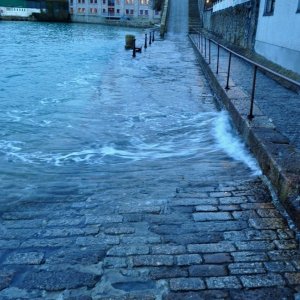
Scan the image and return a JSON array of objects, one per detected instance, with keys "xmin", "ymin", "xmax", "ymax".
[{"xmin": 0, "ymin": 21, "xmax": 260, "ymax": 207}]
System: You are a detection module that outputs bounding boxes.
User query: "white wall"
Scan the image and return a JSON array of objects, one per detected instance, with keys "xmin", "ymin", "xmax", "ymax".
[
  {"xmin": 255, "ymin": 0, "xmax": 300, "ymax": 74},
  {"xmin": 0, "ymin": 7, "xmax": 41, "ymax": 17}
]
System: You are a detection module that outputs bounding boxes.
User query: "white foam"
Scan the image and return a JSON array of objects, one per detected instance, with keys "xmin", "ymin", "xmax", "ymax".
[{"xmin": 212, "ymin": 111, "xmax": 262, "ymax": 176}]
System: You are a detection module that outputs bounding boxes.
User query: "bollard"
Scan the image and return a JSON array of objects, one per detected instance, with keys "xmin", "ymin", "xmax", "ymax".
[
  {"xmin": 145, "ymin": 33, "xmax": 147, "ymax": 49},
  {"xmin": 149, "ymin": 32, "xmax": 152, "ymax": 46},
  {"xmin": 125, "ymin": 34, "xmax": 135, "ymax": 50},
  {"xmin": 152, "ymin": 31, "xmax": 155, "ymax": 42},
  {"xmin": 132, "ymin": 38, "xmax": 136, "ymax": 58}
]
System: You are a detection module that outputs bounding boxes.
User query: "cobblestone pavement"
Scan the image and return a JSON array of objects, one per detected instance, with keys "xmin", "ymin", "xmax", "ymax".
[
  {"xmin": 191, "ymin": 34, "xmax": 300, "ymax": 150},
  {"xmin": 0, "ymin": 174, "xmax": 300, "ymax": 299}
]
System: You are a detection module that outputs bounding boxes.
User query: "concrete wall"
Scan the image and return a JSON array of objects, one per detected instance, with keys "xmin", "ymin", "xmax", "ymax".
[{"xmin": 255, "ymin": 0, "xmax": 300, "ymax": 75}]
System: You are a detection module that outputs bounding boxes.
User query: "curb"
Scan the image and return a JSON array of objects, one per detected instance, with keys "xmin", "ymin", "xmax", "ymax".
[{"xmin": 188, "ymin": 35, "xmax": 300, "ymax": 228}]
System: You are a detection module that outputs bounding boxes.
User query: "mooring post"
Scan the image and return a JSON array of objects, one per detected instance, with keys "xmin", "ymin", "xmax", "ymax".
[
  {"xmin": 132, "ymin": 38, "xmax": 136, "ymax": 58},
  {"xmin": 149, "ymin": 32, "xmax": 152, "ymax": 46},
  {"xmin": 152, "ymin": 31, "xmax": 155, "ymax": 42},
  {"xmin": 248, "ymin": 65, "xmax": 258, "ymax": 120},
  {"xmin": 225, "ymin": 52, "xmax": 232, "ymax": 90},
  {"xmin": 145, "ymin": 33, "xmax": 147, "ymax": 49}
]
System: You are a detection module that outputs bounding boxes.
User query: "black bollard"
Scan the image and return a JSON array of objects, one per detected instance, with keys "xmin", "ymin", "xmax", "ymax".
[
  {"xmin": 145, "ymin": 33, "xmax": 147, "ymax": 49},
  {"xmin": 132, "ymin": 38, "xmax": 136, "ymax": 58},
  {"xmin": 152, "ymin": 31, "xmax": 155, "ymax": 42},
  {"xmin": 149, "ymin": 32, "xmax": 152, "ymax": 46}
]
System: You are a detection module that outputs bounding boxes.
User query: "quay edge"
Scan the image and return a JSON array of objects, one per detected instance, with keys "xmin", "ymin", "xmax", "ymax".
[{"xmin": 189, "ymin": 36, "xmax": 300, "ymax": 229}]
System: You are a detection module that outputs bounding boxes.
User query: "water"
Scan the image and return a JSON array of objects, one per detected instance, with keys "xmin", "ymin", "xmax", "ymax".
[{"xmin": 0, "ymin": 19, "xmax": 260, "ymax": 208}]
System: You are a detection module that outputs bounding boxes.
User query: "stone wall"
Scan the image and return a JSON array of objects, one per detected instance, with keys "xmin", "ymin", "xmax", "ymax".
[{"xmin": 199, "ymin": 0, "xmax": 259, "ymax": 50}]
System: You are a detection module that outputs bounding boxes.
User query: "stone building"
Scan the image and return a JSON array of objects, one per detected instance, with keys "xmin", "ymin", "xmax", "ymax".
[{"xmin": 69, "ymin": 0, "xmax": 161, "ymax": 26}]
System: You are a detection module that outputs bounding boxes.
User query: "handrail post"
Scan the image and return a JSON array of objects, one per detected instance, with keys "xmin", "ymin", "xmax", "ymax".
[
  {"xmin": 198, "ymin": 31, "xmax": 200, "ymax": 49},
  {"xmin": 204, "ymin": 37, "xmax": 207, "ymax": 58},
  {"xmin": 248, "ymin": 65, "xmax": 258, "ymax": 120},
  {"xmin": 216, "ymin": 44, "xmax": 220, "ymax": 74},
  {"xmin": 200, "ymin": 33, "xmax": 203, "ymax": 52},
  {"xmin": 208, "ymin": 39, "xmax": 211, "ymax": 64},
  {"xmin": 225, "ymin": 52, "xmax": 232, "ymax": 90},
  {"xmin": 144, "ymin": 33, "xmax": 147, "ymax": 49},
  {"xmin": 132, "ymin": 38, "xmax": 136, "ymax": 58}
]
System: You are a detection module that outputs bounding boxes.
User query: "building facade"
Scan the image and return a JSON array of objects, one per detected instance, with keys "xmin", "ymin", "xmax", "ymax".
[
  {"xmin": 0, "ymin": 0, "xmax": 44, "ymax": 18},
  {"xmin": 255, "ymin": 0, "xmax": 300, "ymax": 74},
  {"xmin": 69, "ymin": 0, "xmax": 161, "ymax": 25}
]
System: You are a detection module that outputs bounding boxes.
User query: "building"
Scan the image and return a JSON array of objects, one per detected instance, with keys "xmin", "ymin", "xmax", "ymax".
[
  {"xmin": 69, "ymin": 0, "xmax": 161, "ymax": 26},
  {"xmin": 0, "ymin": 0, "xmax": 45, "ymax": 19},
  {"xmin": 255, "ymin": 0, "xmax": 300, "ymax": 75}
]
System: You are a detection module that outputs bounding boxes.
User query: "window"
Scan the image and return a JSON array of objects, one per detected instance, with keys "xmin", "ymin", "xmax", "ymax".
[
  {"xmin": 139, "ymin": 10, "xmax": 143, "ymax": 15},
  {"xmin": 130, "ymin": 9, "xmax": 134, "ymax": 14},
  {"xmin": 144, "ymin": 10, "xmax": 148, "ymax": 15},
  {"xmin": 116, "ymin": 8, "xmax": 120, "ymax": 13},
  {"xmin": 125, "ymin": 9, "xmax": 129, "ymax": 14},
  {"xmin": 264, "ymin": 0, "xmax": 275, "ymax": 15},
  {"xmin": 103, "ymin": 8, "xmax": 106, "ymax": 12},
  {"xmin": 103, "ymin": 0, "xmax": 106, "ymax": 4}
]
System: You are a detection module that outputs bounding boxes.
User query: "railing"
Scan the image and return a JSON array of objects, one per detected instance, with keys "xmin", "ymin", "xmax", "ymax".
[
  {"xmin": 189, "ymin": 28, "xmax": 300, "ymax": 119},
  {"xmin": 131, "ymin": 30, "xmax": 157, "ymax": 58},
  {"xmin": 213, "ymin": 0, "xmax": 250, "ymax": 12}
]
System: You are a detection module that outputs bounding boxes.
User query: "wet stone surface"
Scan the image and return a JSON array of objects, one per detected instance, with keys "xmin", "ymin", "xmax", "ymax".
[{"xmin": 0, "ymin": 177, "xmax": 300, "ymax": 299}]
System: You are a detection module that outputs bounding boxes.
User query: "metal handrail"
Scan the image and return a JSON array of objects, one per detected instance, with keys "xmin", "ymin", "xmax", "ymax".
[{"xmin": 189, "ymin": 28, "xmax": 300, "ymax": 119}]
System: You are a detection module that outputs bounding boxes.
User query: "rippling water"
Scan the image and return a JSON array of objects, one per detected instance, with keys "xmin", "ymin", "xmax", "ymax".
[{"xmin": 0, "ymin": 21, "xmax": 260, "ymax": 207}]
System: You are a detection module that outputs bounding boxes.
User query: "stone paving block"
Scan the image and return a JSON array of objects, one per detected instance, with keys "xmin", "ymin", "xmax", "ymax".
[
  {"xmin": 189, "ymin": 264, "xmax": 227, "ymax": 277},
  {"xmin": 232, "ymin": 251, "xmax": 269, "ymax": 262},
  {"xmin": 112, "ymin": 280, "xmax": 156, "ymax": 292},
  {"xmin": 274, "ymin": 240, "xmax": 298, "ymax": 250},
  {"xmin": 103, "ymin": 257, "xmax": 127, "ymax": 268},
  {"xmin": 184, "ymin": 220, "xmax": 249, "ymax": 232},
  {"xmin": 176, "ymin": 254, "xmax": 202, "ymax": 266},
  {"xmin": 218, "ymin": 205, "xmax": 241, "ymax": 211},
  {"xmin": 85, "ymin": 215, "xmax": 123, "ymax": 225},
  {"xmin": 121, "ymin": 236, "xmax": 161, "ymax": 244},
  {"xmin": 230, "ymin": 287, "xmax": 295, "ymax": 300},
  {"xmin": 46, "ymin": 248, "xmax": 105, "ymax": 265},
  {"xmin": 176, "ymin": 192, "xmax": 209, "ymax": 198},
  {"xmin": 203, "ymin": 253, "xmax": 233, "ymax": 264},
  {"xmin": 194, "ymin": 205, "xmax": 218, "ymax": 212},
  {"xmin": 187, "ymin": 242, "xmax": 236, "ymax": 253},
  {"xmin": 169, "ymin": 278, "xmax": 205, "ymax": 291},
  {"xmin": 240, "ymin": 203, "xmax": 274, "ymax": 210},
  {"xmin": 249, "ymin": 218, "xmax": 286, "ymax": 230},
  {"xmin": 206, "ymin": 276, "xmax": 242, "ymax": 289},
  {"xmin": 219, "ymin": 196, "xmax": 247, "ymax": 205},
  {"xmin": 162, "ymin": 233, "xmax": 223, "ymax": 245},
  {"xmin": 193, "ymin": 212, "xmax": 232, "ymax": 222},
  {"xmin": 209, "ymin": 192, "xmax": 232, "ymax": 197},
  {"xmin": 264, "ymin": 261, "xmax": 296, "ymax": 272},
  {"xmin": 232, "ymin": 210, "xmax": 259, "ymax": 220},
  {"xmin": 276, "ymin": 229, "xmax": 295, "ymax": 240},
  {"xmin": 285, "ymin": 273, "xmax": 300, "ymax": 285},
  {"xmin": 118, "ymin": 206, "xmax": 161, "ymax": 214},
  {"xmin": 240, "ymin": 274, "xmax": 285, "ymax": 288},
  {"xmin": 256, "ymin": 209, "xmax": 281, "ymax": 218},
  {"xmin": 132, "ymin": 255, "xmax": 174, "ymax": 267},
  {"xmin": 163, "ymin": 290, "xmax": 229, "ymax": 300},
  {"xmin": 3, "ymin": 219, "xmax": 46, "ymax": 229},
  {"xmin": 3, "ymin": 252, "xmax": 44, "ymax": 265},
  {"xmin": 172, "ymin": 198, "xmax": 218, "ymax": 206},
  {"xmin": 21, "ymin": 238, "xmax": 74, "ymax": 248},
  {"xmin": 151, "ymin": 245, "xmax": 186, "ymax": 255},
  {"xmin": 229, "ymin": 262, "xmax": 266, "ymax": 275},
  {"xmin": 47, "ymin": 217, "xmax": 84, "ymax": 226},
  {"xmin": 107, "ymin": 245, "xmax": 149, "ymax": 256},
  {"xmin": 149, "ymin": 267, "xmax": 188, "ymax": 280},
  {"xmin": 235, "ymin": 241, "xmax": 275, "ymax": 251},
  {"xmin": 268, "ymin": 250, "xmax": 300, "ymax": 261},
  {"xmin": 76, "ymin": 235, "xmax": 119, "ymax": 246},
  {"xmin": 103, "ymin": 226, "xmax": 136, "ymax": 235},
  {"xmin": 37, "ymin": 227, "xmax": 99, "ymax": 238},
  {"xmin": 18, "ymin": 270, "xmax": 100, "ymax": 291}
]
